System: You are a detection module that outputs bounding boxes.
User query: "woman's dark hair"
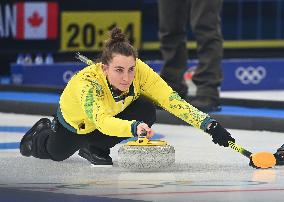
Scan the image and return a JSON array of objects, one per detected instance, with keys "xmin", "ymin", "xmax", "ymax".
[{"xmin": 100, "ymin": 27, "xmax": 138, "ymax": 65}]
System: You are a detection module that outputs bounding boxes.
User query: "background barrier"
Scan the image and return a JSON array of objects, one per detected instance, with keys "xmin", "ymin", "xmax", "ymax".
[
  {"xmin": 10, "ymin": 58, "xmax": 284, "ymax": 90},
  {"xmin": 1, "ymin": 0, "xmax": 284, "ymax": 78}
]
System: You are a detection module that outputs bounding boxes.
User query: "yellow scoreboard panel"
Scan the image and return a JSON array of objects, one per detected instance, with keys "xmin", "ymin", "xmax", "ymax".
[{"xmin": 61, "ymin": 11, "xmax": 141, "ymax": 52}]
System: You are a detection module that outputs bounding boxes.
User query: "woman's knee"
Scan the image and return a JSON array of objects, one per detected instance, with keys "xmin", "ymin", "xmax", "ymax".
[
  {"xmin": 143, "ymin": 101, "xmax": 156, "ymax": 126},
  {"xmin": 115, "ymin": 96, "xmax": 156, "ymax": 126},
  {"xmin": 46, "ymin": 135, "xmax": 79, "ymax": 162},
  {"xmin": 131, "ymin": 97, "xmax": 156, "ymax": 126}
]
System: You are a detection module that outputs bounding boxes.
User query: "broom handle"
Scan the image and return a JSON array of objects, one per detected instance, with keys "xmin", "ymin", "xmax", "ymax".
[
  {"xmin": 75, "ymin": 52, "xmax": 94, "ymax": 65},
  {"xmin": 228, "ymin": 141, "xmax": 252, "ymax": 159}
]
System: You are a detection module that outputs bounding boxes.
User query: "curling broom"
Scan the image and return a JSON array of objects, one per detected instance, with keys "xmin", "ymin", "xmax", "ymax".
[{"xmin": 75, "ymin": 52, "xmax": 94, "ymax": 65}]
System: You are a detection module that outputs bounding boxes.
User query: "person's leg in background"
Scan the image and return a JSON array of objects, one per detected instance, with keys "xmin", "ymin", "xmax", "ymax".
[
  {"xmin": 158, "ymin": 0, "xmax": 189, "ymax": 98},
  {"xmin": 79, "ymin": 96, "xmax": 157, "ymax": 165},
  {"xmin": 189, "ymin": 0, "xmax": 223, "ymax": 112}
]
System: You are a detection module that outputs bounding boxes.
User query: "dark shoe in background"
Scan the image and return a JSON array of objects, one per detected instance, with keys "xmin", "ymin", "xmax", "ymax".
[
  {"xmin": 189, "ymin": 96, "xmax": 221, "ymax": 112},
  {"xmin": 78, "ymin": 148, "xmax": 113, "ymax": 166},
  {"xmin": 274, "ymin": 144, "xmax": 284, "ymax": 166},
  {"xmin": 20, "ymin": 118, "xmax": 51, "ymax": 157}
]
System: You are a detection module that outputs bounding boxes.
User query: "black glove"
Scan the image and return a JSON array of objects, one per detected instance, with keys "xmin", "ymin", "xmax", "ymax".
[{"xmin": 205, "ymin": 121, "xmax": 235, "ymax": 147}]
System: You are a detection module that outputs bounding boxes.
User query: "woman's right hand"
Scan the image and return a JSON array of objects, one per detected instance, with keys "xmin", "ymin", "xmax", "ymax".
[{"xmin": 137, "ymin": 123, "xmax": 154, "ymax": 139}]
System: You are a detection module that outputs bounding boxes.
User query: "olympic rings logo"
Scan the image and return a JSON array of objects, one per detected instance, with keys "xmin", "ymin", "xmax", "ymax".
[
  {"xmin": 235, "ymin": 66, "xmax": 266, "ymax": 84},
  {"xmin": 63, "ymin": 70, "xmax": 76, "ymax": 83}
]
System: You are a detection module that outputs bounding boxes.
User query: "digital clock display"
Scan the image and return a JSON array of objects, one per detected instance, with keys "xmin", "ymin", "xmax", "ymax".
[{"xmin": 61, "ymin": 11, "xmax": 141, "ymax": 52}]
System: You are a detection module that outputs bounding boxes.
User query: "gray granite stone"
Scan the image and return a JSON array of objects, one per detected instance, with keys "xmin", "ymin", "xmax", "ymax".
[{"xmin": 118, "ymin": 145, "xmax": 175, "ymax": 170}]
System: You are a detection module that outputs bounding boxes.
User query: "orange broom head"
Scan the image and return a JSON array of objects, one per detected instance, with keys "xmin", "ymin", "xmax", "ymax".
[{"xmin": 251, "ymin": 152, "xmax": 276, "ymax": 169}]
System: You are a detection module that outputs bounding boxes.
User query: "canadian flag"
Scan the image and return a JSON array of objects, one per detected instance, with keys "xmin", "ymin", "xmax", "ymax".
[{"xmin": 16, "ymin": 2, "xmax": 58, "ymax": 39}]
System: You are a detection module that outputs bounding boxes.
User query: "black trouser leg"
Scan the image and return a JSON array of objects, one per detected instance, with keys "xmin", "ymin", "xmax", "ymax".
[
  {"xmin": 29, "ymin": 122, "xmax": 84, "ymax": 161},
  {"xmin": 190, "ymin": 0, "xmax": 223, "ymax": 98},
  {"xmin": 158, "ymin": 0, "xmax": 189, "ymax": 96},
  {"xmin": 32, "ymin": 128, "xmax": 53, "ymax": 159},
  {"xmin": 45, "ymin": 123, "xmax": 87, "ymax": 161}
]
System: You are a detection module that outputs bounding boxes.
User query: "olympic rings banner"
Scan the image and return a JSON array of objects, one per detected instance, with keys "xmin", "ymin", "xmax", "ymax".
[
  {"xmin": 220, "ymin": 58, "xmax": 284, "ymax": 90},
  {"xmin": 155, "ymin": 58, "xmax": 284, "ymax": 91},
  {"xmin": 10, "ymin": 58, "xmax": 284, "ymax": 90}
]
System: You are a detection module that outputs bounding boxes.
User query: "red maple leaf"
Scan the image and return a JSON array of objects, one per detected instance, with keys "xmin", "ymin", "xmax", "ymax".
[{"xmin": 28, "ymin": 11, "xmax": 43, "ymax": 27}]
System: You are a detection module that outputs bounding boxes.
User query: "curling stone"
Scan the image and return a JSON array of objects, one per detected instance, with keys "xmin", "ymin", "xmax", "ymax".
[{"xmin": 118, "ymin": 136, "xmax": 175, "ymax": 170}]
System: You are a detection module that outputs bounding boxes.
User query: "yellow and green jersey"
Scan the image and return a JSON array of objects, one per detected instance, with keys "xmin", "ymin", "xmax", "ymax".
[{"xmin": 58, "ymin": 58, "xmax": 212, "ymax": 137}]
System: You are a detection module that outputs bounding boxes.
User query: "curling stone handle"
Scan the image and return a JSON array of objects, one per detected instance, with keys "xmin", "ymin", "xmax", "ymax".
[{"xmin": 138, "ymin": 129, "xmax": 148, "ymax": 143}]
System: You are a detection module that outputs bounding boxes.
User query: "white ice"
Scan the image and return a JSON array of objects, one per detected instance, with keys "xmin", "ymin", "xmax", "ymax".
[{"xmin": 0, "ymin": 112, "xmax": 284, "ymax": 202}]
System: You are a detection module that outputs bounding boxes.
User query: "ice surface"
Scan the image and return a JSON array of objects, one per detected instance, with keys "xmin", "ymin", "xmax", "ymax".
[{"xmin": 1, "ymin": 112, "xmax": 284, "ymax": 201}]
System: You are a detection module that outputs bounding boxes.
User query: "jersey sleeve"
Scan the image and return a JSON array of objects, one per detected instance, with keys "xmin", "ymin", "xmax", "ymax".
[
  {"xmin": 78, "ymin": 75, "xmax": 134, "ymax": 137},
  {"xmin": 136, "ymin": 59, "xmax": 212, "ymax": 130}
]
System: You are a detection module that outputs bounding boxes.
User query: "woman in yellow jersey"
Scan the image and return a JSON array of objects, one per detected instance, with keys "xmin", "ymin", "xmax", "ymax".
[{"xmin": 19, "ymin": 27, "xmax": 235, "ymax": 166}]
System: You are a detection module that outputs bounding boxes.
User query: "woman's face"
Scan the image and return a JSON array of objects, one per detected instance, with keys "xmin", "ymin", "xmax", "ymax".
[{"xmin": 103, "ymin": 54, "xmax": 136, "ymax": 92}]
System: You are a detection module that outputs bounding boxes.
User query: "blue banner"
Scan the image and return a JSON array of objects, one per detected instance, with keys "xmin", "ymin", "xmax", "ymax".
[
  {"xmin": 221, "ymin": 58, "xmax": 284, "ymax": 90},
  {"xmin": 11, "ymin": 62, "xmax": 85, "ymax": 87},
  {"xmin": 10, "ymin": 58, "xmax": 284, "ymax": 90}
]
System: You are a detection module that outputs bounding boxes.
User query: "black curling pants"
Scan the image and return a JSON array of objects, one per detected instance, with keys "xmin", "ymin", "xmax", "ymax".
[{"xmin": 32, "ymin": 97, "xmax": 156, "ymax": 161}]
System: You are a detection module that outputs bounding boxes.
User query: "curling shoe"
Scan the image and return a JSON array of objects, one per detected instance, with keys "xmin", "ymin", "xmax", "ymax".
[
  {"xmin": 274, "ymin": 144, "xmax": 284, "ymax": 166},
  {"xmin": 78, "ymin": 148, "xmax": 113, "ymax": 167},
  {"xmin": 20, "ymin": 118, "xmax": 51, "ymax": 157}
]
